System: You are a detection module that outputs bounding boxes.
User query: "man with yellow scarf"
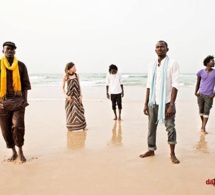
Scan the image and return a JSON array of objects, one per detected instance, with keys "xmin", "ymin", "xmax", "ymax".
[{"xmin": 0, "ymin": 41, "xmax": 31, "ymax": 162}]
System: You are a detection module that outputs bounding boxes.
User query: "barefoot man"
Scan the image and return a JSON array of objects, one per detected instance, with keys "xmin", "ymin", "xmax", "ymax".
[
  {"xmin": 195, "ymin": 55, "xmax": 215, "ymax": 134},
  {"xmin": 139, "ymin": 41, "xmax": 180, "ymax": 164},
  {"xmin": 106, "ymin": 64, "xmax": 124, "ymax": 120},
  {"xmin": 0, "ymin": 41, "xmax": 31, "ymax": 162}
]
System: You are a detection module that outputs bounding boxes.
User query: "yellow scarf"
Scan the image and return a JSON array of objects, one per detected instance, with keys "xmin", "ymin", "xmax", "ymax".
[{"xmin": 0, "ymin": 56, "xmax": 22, "ymax": 99}]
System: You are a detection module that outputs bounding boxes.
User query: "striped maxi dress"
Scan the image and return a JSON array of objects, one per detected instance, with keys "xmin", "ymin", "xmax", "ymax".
[{"xmin": 65, "ymin": 74, "xmax": 86, "ymax": 131}]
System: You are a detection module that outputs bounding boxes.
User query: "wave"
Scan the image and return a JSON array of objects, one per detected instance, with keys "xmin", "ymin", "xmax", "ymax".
[{"xmin": 29, "ymin": 73, "xmax": 196, "ymax": 87}]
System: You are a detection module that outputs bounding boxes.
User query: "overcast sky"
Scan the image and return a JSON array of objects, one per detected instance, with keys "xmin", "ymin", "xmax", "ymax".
[{"xmin": 1, "ymin": 0, "xmax": 214, "ymax": 74}]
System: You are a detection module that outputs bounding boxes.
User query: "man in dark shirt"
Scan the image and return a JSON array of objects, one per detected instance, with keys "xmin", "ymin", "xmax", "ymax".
[{"xmin": 0, "ymin": 41, "xmax": 31, "ymax": 162}]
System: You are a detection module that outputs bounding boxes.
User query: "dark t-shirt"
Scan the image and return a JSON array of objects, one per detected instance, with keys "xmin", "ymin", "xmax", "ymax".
[{"xmin": 0, "ymin": 60, "xmax": 31, "ymax": 95}]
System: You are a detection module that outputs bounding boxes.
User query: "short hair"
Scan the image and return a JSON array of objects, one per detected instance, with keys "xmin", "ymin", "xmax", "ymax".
[
  {"xmin": 203, "ymin": 55, "xmax": 214, "ymax": 66},
  {"xmin": 109, "ymin": 64, "xmax": 118, "ymax": 73},
  {"xmin": 158, "ymin": 40, "xmax": 168, "ymax": 48}
]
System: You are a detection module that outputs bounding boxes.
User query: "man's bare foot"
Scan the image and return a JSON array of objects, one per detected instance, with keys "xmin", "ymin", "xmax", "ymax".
[
  {"xmin": 118, "ymin": 117, "xmax": 121, "ymax": 121},
  {"xmin": 8, "ymin": 152, "xmax": 18, "ymax": 161},
  {"xmin": 201, "ymin": 129, "xmax": 208, "ymax": 134},
  {"xmin": 170, "ymin": 154, "xmax": 180, "ymax": 164},
  {"xmin": 19, "ymin": 152, "xmax": 26, "ymax": 163},
  {"xmin": 18, "ymin": 148, "xmax": 26, "ymax": 163},
  {"xmin": 114, "ymin": 116, "xmax": 117, "ymax": 120},
  {"xmin": 139, "ymin": 150, "xmax": 155, "ymax": 158}
]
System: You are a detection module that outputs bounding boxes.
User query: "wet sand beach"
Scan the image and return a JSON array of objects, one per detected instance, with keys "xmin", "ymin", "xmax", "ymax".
[{"xmin": 0, "ymin": 86, "xmax": 215, "ymax": 195}]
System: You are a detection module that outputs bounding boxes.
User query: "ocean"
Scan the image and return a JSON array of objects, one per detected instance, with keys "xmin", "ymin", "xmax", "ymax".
[
  {"xmin": 28, "ymin": 73, "xmax": 197, "ymax": 101},
  {"xmin": 30, "ymin": 73, "xmax": 196, "ymax": 88}
]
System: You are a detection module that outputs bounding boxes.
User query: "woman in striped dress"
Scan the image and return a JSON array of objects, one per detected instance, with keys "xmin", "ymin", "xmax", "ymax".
[{"xmin": 62, "ymin": 62, "xmax": 87, "ymax": 131}]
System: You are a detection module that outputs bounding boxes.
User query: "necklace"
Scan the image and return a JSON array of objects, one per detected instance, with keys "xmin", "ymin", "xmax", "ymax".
[{"xmin": 68, "ymin": 73, "xmax": 75, "ymax": 76}]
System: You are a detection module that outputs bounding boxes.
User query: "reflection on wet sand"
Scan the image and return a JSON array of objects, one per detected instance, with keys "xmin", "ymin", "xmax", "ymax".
[
  {"xmin": 67, "ymin": 130, "xmax": 87, "ymax": 149},
  {"xmin": 195, "ymin": 134, "xmax": 209, "ymax": 153},
  {"xmin": 111, "ymin": 121, "xmax": 122, "ymax": 145}
]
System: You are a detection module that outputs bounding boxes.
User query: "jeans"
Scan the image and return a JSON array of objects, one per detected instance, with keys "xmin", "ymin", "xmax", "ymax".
[{"xmin": 147, "ymin": 103, "xmax": 177, "ymax": 151}]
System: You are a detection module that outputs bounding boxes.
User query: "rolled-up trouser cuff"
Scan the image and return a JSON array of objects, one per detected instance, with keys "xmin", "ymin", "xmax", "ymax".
[
  {"xmin": 168, "ymin": 141, "xmax": 177, "ymax": 145},
  {"xmin": 7, "ymin": 144, "xmax": 15, "ymax": 148},
  {"xmin": 148, "ymin": 146, "xmax": 157, "ymax": 151}
]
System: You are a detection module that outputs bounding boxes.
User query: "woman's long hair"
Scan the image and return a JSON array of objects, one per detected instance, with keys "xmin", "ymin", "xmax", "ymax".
[{"xmin": 65, "ymin": 62, "xmax": 75, "ymax": 78}]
